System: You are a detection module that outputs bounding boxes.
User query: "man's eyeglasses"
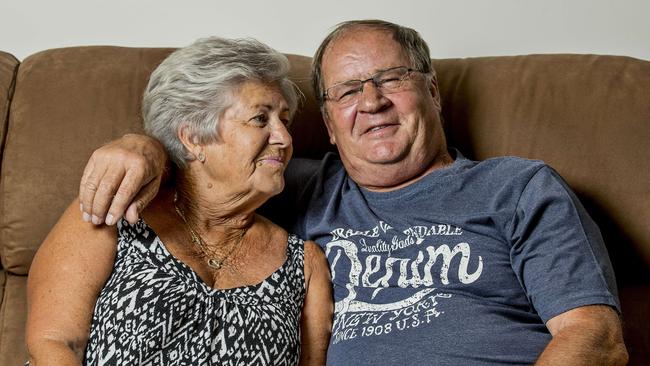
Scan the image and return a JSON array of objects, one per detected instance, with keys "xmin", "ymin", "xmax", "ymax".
[{"xmin": 323, "ymin": 66, "xmax": 423, "ymax": 107}]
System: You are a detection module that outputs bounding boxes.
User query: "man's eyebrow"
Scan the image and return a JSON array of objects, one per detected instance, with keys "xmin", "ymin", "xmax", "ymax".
[{"xmin": 332, "ymin": 66, "xmax": 402, "ymax": 84}]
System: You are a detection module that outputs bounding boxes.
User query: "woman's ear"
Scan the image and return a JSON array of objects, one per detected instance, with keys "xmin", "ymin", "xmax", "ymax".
[{"xmin": 178, "ymin": 124, "xmax": 204, "ymax": 162}]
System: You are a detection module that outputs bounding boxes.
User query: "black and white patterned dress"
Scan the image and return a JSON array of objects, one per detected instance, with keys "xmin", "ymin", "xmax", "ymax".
[{"xmin": 84, "ymin": 218, "xmax": 305, "ymax": 365}]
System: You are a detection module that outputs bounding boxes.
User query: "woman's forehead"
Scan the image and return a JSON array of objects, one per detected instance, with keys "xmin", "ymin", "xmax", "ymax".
[{"xmin": 227, "ymin": 81, "xmax": 289, "ymax": 112}]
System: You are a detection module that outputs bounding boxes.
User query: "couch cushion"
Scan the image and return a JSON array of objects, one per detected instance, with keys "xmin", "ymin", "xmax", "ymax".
[
  {"xmin": 0, "ymin": 46, "xmax": 176, "ymax": 274},
  {"xmin": 284, "ymin": 54, "xmax": 331, "ymax": 159},
  {"xmin": 0, "ymin": 52, "xmax": 19, "ymax": 174},
  {"xmin": 620, "ymin": 285, "xmax": 650, "ymax": 364},
  {"xmin": 434, "ymin": 54, "xmax": 650, "ymax": 282},
  {"xmin": 0, "ymin": 270, "xmax": 5, "ymax": 312},
  {"xmin": 0, "ymin": 273, "xmax": 27, "ymax": 365},
  {"xmin": 1, "ymin": 49, "xmax": 647, "ymax": 364},
  {"xmin": 0, "ymin": 47, "xmax": 326, "ymax": 275}
]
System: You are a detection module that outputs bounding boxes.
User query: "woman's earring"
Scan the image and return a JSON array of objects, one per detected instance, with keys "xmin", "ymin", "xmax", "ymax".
[{"xmin": 198, "ymin": 152, "xmax": 206, "ymax": 163}]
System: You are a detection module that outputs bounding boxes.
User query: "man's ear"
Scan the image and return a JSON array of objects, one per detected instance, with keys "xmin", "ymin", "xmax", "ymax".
[
  {"xmin": 322, "ymin": 108, "xmax": 337, "ymax": 145},
  {"xmin": 428, "ymin": 74, "xmax": 442, "ymax": 112}
]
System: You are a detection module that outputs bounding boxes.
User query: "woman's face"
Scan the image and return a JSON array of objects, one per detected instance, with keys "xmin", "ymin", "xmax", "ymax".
[{"xmin": 200, "ymin": 81, "xmax": 293, "ymax": 200}]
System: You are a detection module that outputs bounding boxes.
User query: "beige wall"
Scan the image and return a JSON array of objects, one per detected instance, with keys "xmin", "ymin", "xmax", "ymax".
[{"xmin": 1, "ymin": 0, "xmax": 649, "ymax": 61}]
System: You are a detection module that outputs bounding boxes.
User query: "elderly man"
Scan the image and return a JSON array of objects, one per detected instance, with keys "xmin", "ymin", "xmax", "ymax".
[{"xmin": 77, "ymin": 20, "xmax": 627, "ymax": 365}]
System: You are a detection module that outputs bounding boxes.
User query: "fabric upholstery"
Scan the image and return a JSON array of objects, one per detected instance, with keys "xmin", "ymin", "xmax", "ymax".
[
  {"xmin": 1, "ymin": 47, "xmax": 173, "ymax": 274},
  {"xmin": 0, "ymin": 52, "xmax": 19, "ymax": 180},
  {"xmin": 434, "ymin": 55, "xmax": 650, "ymax": 282},
  {"xmin": 0, "ymin": 47, "xmax": 647, "ymax": 365},
  {"xmin": 434, "ymin": 55, "xmax": 650, "ymax": 363},
  {"xmin": 0, "ymin": 274, "xmax": 27, "ymax": 365}
]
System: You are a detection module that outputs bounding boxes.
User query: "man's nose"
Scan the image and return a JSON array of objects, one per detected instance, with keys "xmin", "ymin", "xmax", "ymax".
[{"xmin": 357, "ymin": 81, "xmax": 391, "ymax": 113}]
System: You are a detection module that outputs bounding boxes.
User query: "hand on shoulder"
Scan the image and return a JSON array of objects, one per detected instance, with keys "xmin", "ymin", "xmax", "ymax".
[{"xmin": 79, "ymin": 133, "xmax": 168, "ymax": 226}]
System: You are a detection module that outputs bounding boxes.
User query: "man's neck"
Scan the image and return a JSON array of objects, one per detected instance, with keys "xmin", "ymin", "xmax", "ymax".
[{"xmin": 351, "ymin": 149, "xmax": 455, "ymax": 192}]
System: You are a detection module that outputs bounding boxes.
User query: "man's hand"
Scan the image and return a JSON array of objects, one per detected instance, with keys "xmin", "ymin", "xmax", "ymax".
[{"xmin": 79, "ymin": 134, "xmax": 167, "ymax": 225}]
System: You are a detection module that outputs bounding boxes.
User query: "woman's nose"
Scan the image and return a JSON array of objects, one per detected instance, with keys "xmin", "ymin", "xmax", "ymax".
[{"xmin": 269, "ymin": 120, "xmax": 292, "ymax": 148}]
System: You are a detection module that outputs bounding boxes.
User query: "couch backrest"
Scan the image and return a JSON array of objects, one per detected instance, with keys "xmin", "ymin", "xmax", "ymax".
[
  {"xmin": 0, "ymin": 47, "xmax": 648, "ymax": 363},
  {"xmin": 0, "ymin": 52, "xmax": 19, "ymax": 179},
  {"xmin": 0, "ymin": 47, "xmax": 335, "ymax": 275},
  {"xmin": 434, "ymin": 54, "xmax": 650, "ymax": 283},
  {"xmin": 1, "ymin": 47, "xmax": 172, "ymax": 274},
  {"xmin": 433, "ymin": 55, "xmax": 650, "ymax": 363}
]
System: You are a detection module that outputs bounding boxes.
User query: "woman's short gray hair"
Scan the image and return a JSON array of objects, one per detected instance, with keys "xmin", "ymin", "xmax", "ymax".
[{"xmin": 143, "ymin": 36, "xmax": 299, "ymax": 168}]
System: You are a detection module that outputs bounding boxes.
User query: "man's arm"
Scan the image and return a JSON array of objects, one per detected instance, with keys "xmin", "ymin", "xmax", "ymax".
[
  {"xmin": 508, "ymin": 165, "xmax": 627, "ymax": 364},
  {"xmin": 79, "ymin": 133, "xmax": 168, "ymax": 226},
  {"xmin": 536, "ymin": 305, "xmax": 628, "ymax": 365},
  {"xmin": 26, "ymin": 199, "xmax": 118, "ymax": 364}
]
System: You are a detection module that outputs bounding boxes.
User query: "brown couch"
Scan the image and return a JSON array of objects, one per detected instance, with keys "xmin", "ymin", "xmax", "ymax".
[{"xmin": 0, "ymin": 46, "xmax": 648, "ymax": 365}]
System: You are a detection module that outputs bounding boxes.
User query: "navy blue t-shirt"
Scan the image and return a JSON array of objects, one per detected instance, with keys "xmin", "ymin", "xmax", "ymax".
[{"xmin": 265, "ymin": 151, "xmax": 619, "ymax": 366}]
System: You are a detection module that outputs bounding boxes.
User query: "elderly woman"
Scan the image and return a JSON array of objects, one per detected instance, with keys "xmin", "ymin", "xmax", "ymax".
[{"xmin": 25, "ymin": 37, "xmax": 332, "ymax": 365}]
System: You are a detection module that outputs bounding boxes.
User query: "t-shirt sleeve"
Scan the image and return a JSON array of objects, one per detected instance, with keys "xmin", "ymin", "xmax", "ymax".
[{"xmin": 509, "ymin": 165, "xmax": 620, "ymax": 323}]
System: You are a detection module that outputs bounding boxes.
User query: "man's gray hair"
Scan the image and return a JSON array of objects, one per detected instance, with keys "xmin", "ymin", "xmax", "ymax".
[
  {"xmin": 143, "ymin": 36, "xmax": 299, "ymax": 168},
  {"xmin": 311, "ymin": 19, "xmax": 434, "ymax": 110}
]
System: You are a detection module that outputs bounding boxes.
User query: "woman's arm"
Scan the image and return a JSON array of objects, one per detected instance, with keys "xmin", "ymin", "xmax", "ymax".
[
  {"xmin": 26, "ymin": 199, "xmax": 117, "ymax": 365},
  {"xmin": 300, "ymin": 241, "xmax": 333, "ymax": 366}
]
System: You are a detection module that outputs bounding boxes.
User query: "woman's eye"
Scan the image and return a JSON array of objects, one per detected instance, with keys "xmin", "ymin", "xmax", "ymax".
[{"xmin": 251, "ymin": 114, "xmax": 268, "ymax": 125}]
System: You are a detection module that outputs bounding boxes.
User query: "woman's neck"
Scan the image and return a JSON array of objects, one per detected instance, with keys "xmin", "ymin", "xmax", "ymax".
[{"xmin": 172, "ymin": 173, "xmax": 261, "ymax": 240}]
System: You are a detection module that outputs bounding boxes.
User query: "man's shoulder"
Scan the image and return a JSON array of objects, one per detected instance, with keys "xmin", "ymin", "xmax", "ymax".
[
  {"xmin": 474, "ymin": 154, "xmax": 546, "ymax": 171},
  {"xmin": 457, "ymin": 153, "xmax": 549, "ymax": 184}
]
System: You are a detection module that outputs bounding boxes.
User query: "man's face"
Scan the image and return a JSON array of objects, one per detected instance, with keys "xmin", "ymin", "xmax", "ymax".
[{"xmin": 320, "ymin": 28, "xmax": 445, "ymax": 190}]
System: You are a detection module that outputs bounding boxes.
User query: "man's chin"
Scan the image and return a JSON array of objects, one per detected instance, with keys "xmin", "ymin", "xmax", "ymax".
[{"xmin": 364, "ymin": 148, "xmax": 409, "ymax": 165}]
